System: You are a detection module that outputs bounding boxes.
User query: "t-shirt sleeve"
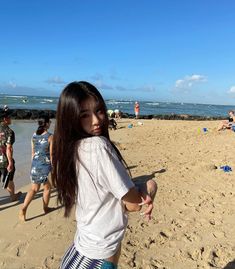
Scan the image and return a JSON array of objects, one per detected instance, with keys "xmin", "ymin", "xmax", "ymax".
[
  {"xmin": 97, "ymin": 140, "xmax": 134, "ymax": 200},
  {"xmin": 6, "ymin": 129, "xmax": 15, "ymax": 145}
]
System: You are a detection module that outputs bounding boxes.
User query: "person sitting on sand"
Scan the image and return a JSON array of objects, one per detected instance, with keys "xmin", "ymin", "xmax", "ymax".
[
  {"xmin": 114, "ymin": 109, "xmax": 122, "ymax": 119},
  {"xmin": 217, "ymin": 110, "xmax": 235, "ymax": 131},
  {"xmin": 109, "ymin": 118, "xmax": 117, "ymax": 130},
  {"xmin": 51, "ymin": 81, "xmax": 157, "ymax": 269},
  {"xmin": 107, "ymin": 109, "xmax": 115, "ymax": 118},
  {"xmin": 0, "ymin": 106, "xmax": 22, "ymax": 201},
  {"xmin": 19, "ymin": 115, "xmax": 53, "ymax": 221}
]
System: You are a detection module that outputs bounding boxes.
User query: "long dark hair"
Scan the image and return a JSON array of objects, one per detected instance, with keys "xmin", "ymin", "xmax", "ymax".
[
  {"xmin": 52, "ymin": 81, "xmax": 128, "ymax": 217},
  {"xmin": 36, "ymin": 115, "xmax": 50, "ymax": 135}
]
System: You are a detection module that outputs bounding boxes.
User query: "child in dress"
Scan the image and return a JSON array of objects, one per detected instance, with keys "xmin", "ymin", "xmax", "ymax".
[{"xmin": 52, "ymin": 81, "xmax": 157, "ymax": 268}]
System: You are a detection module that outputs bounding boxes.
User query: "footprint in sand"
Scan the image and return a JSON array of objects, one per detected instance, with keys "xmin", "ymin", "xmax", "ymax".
[
  {"xmin": 14, "ymin": 241, "xmax": 29, "ymax": 257},
  {"xmin": 171, "ymin": 218, "xmax": 185, "ymax": 229},
  {"xmin": 0, "ymin": 242, "xmax": 11, "ymax": 253},
  {"xmin": 141, "ymin": 257, "xmax": 166, "ymax": 269},
  {"xmin": 1, "ymin": 241, "xmax": 29, "ymax": 257},
  {"xmin": 143, "ymin": 236, "xmax": 156, "ymax": 249},
  {"xmin": 187, "ymin": 245, "xmax": 235, "ymax": 269},
  {"xmin": 126, "ymin": 239, "xmax": 138, "ymax": 247},
  {"xmin": 158, "ymin": 230, "xmax": 171, "ymax": 245},
  {"xmin": 43, "ymin": 253, "xmax": 60, "ymax": 268},
  {"xmin": 183, "ymin": 232, "xmax": 200, "ymax": 242},
  {"xmin": 126, "ymin": 251, "xmax": 137, "ymax": 268}
]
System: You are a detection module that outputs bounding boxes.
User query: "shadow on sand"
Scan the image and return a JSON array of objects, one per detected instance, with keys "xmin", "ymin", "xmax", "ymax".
[
  {"xmin": 25, "ymin": 204, "xmax": 63, "ymax": 222},
  {"xmin": 223, "ymin": 260, "xmax": 235, "ymax": 269},
  {"xmin": 132, "ymin": 168, "xmax": 166, "ymax": 183},
  {"xmin": 0, "ymin": 188, "xmax": 58, "ymax": 212}
]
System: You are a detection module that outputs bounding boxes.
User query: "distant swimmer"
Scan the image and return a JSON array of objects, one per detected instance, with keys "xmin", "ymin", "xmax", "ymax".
[{"xmin": 22, "ymin": 98, "xmax": 28, "ymax": 103}]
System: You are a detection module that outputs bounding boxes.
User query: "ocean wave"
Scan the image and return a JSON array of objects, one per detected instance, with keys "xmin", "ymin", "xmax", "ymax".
[
  {"xmin": 4, "ymin": 95, "xmax": 28, "ymax": 99},
  {"xmin": 43, "ymin": 99, "xmax": 54, "ymax": 103},
  {"xmin": 146, "ymin": 102, "xmax": 160, "ymax": 106},
  {"xmin": 106, "ymin": 100, "xmax": 132, "ymax": 105}
]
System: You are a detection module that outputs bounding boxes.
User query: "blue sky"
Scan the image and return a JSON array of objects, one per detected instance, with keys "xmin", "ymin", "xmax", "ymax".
[{"xmin": 0, "ymin": 0, "xmax": 235, "ymax": 105}]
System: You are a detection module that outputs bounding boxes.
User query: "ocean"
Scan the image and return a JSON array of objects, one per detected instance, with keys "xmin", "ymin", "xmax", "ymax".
[{"xmin": 1, "ymin": 94, "xmax": 235, "ymax": 117}]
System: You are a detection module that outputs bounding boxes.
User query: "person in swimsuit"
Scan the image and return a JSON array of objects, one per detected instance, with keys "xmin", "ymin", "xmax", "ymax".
[
  {"xmin": 19, "ymin": 115, "xmax": 53, "ymax": 221},
  {"xmin": 52, "ymin": 81, "xmax": 157, "ymax": 269},
  {"xmin": 134, "ymin": 101, "xmax": 140, "ymax": 119},
  {"xmin": 0, "ymin": 106, "xmax": 22, "ymax": 201},
  {"xmin": 217, "ymin": 110, "xmax": 235, "ymax": 131}
]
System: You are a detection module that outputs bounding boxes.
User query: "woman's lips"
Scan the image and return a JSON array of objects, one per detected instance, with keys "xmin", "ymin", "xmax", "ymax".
[{"xmin": 93, "ymin": 127, "xmax": 102, "ymax": 134}]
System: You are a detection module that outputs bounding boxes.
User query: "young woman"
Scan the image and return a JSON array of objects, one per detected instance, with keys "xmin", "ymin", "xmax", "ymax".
[
  {"xmin": 52, "ymin": 81, "xmax": 157, "ymax": 269},
  {"xmin": 19, "ymin": 115, "xmax": 53, "ymax": 221}
]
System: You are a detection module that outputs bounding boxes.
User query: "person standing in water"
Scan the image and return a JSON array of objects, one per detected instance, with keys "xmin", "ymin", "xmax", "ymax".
[{"xmin": 19, "ymin": 115, "xmax": 53, "ymax": 221}]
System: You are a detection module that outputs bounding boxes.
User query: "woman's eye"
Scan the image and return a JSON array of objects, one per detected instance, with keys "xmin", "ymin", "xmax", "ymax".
[
  {"xmin": 80, "ymin": 113, "xmax": 89, "ymax": 118},
  {"xmin": 97, "ymin": 108, "xmax": 103, "ymax": 113}
]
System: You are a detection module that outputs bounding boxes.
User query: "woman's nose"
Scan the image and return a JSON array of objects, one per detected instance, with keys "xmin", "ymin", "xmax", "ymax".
[{"xmin": 92, "ymin": 113, "xmax": 100, "ymax": 125}]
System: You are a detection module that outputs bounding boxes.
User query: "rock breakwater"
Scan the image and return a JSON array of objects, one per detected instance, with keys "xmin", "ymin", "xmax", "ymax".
[{"xmin": 2, "ymin": 109, "xmax": 224, "ymax": 121}]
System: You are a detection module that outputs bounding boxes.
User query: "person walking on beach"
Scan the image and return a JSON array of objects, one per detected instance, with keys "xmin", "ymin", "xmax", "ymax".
[
  {"xmin": 134, "ymin": 101, "xmax": 140, "ymax": 119},
  {"xmin": 0, "ymin": 106, "xmax": 22, "ymax": 201},
  {"xmin": 52, "ymin": 81, "xmax": 157, "ymax": 269},
  {"xmin": 19, "ymin": 115, "xmax": 53, "ymax": 221}
]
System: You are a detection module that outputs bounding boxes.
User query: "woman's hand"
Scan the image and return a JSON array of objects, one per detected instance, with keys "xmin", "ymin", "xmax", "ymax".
[
  {"xmin": 139, "ymin": 194, "xmax": 154, "ymax": 220},
  {"xmin": 137, "ymin": 179, "xmax": 157, "ymax": 221}
]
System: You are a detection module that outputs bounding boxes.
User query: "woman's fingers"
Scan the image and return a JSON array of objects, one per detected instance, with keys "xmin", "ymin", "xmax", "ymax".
[{"xmin": 139, "ymin": 194, "xmax": 154, "ymax": 221}]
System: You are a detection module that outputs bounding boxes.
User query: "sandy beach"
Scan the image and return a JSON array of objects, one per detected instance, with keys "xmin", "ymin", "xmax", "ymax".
[{"xmin": 0, "ymin": 119, "xmax": 235, "ymax": 269}]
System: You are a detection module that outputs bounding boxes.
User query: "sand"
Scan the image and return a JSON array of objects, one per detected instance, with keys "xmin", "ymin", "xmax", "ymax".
[{"xmin": 0, "ymin": 119, "xmax": 235, "ymax": 269}]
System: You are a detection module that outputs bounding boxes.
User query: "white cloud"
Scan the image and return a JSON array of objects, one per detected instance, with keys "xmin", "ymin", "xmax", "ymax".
[
  {"xmin": 8, "ymin": 81, "xmax": 17, "ymax": 88},
  {"xmin": 45, "ymin": 76, "xmax": 65, "ymax": 84},
  {"xmin": 116, "ymin": 85, "xmax": 128, "ymax": 91},
  {"xmin": 115, "ymin": 85, "xmax": 156, "ymax": 92},
  {"xmin": 90, "ymin": 73, "xmax": 104, "ymax": 81},
  {"xmin": 94, "ymin": 80, "xmax": 113, "ymax": 90},
  {"xmin": 228, "ymin": 86, "xmax": 235, "ymax": 94},
  {"xmin": 0, "ymin": 83, "xmax": 58, "ymax": 96},
  {"xmin": 175, "ymin": 74, "xmax": 207, "ymax": 90},
  {"xmin": 109, "ymin": 69, "xmax": 121, "ymax": 81},
  {"xmin": 135, "ymin": 85, "xmax": 155, "ymax": 92}
]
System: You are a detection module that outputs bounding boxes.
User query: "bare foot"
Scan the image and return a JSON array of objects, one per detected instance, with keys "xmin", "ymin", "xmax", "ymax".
[
  {"xmin": 11, "ymin": 191, "xmax": 22, "ymax": 202},
  {"xmin": 19, "ymin": 209, "xmax": 26, "ymax": 222},
  {"xmin": 43, "ymin": 207, "xmax": 55, "ymax": 214}
]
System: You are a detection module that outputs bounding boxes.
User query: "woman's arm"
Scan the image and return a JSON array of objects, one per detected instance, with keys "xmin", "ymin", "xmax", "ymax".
[
  {"xmin": 122, "ymin": 179, "xmax": 157, "ymax": 220},
  {"xmin": 48, "ymin": 135, "xmax": 53, "ymax": 163},
  {"xmin": 122, "ymin": 187, "xmax": 142, "ymax": 212},
  {"xmin": 31, "ymin": 139, "xmax": 35, "ymax": 160}
]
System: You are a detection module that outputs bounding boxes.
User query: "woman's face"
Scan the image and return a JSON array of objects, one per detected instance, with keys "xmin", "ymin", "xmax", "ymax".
[{"xmin": 79, "ymin": 97, "xmax": 106, "ymax": 136}]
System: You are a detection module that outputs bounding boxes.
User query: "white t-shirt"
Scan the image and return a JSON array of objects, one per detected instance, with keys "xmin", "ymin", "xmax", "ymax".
[{"xmin": 74, "ymin": 136, "xmax": 134, "ymax": 259}]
